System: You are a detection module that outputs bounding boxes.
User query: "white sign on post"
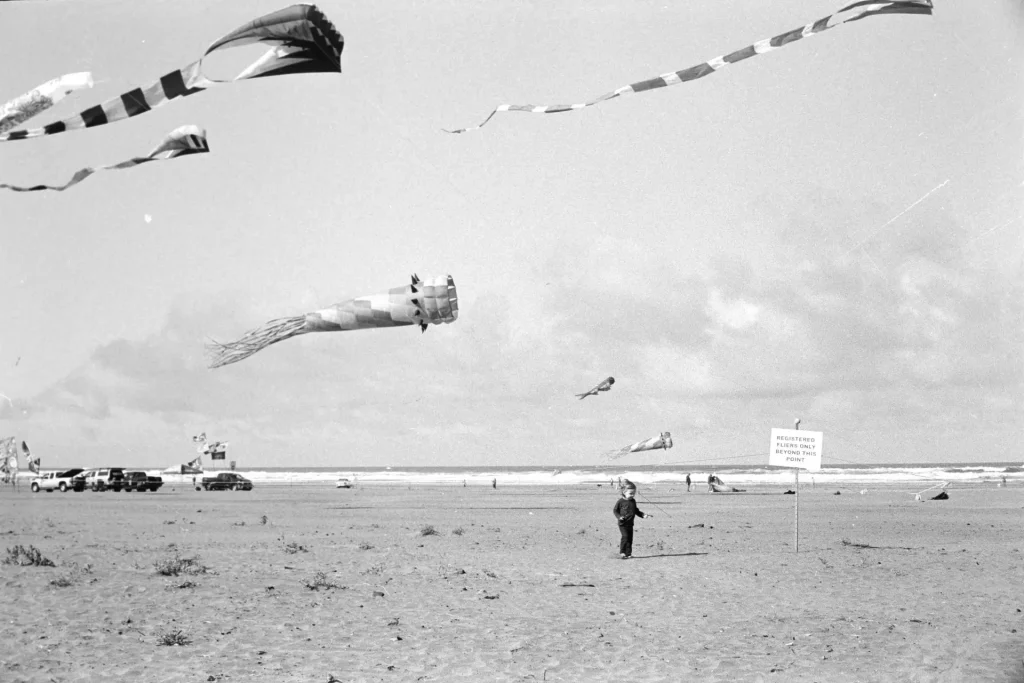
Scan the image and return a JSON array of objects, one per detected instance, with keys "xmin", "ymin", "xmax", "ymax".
[{"xmin": 769, "ymin": 428, "xmax": 823, "ymax": 471}]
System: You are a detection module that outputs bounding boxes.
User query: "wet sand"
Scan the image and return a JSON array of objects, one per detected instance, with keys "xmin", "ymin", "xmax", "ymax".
[{"xmin": 1, "ymin": 483, "xmax": 1021, "ymax": 682}]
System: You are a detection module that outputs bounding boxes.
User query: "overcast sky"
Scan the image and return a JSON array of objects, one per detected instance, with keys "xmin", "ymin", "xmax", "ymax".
[{"xmin": 1, "ymin": 0, "xmax": 1020, "ymax": 469}]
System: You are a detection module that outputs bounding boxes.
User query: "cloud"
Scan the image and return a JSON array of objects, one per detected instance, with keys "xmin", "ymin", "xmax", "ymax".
[{"xmin": 7, "ymin": 186, "xmax": 1021, "ymax": 467}]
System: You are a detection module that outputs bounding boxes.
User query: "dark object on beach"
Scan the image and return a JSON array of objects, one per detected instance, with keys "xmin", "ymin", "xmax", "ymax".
[
  {"xmin": 560, "ymin": 583, "xmax": 596, "ymax": 588},
  {"xmin": 784, "ymin": 490, "xmax": 795, "ymax": 495},
  {"xmin": 201, "ymin": 472, "xmax": 253, "ymax": 491},
  {"xmin": 834, "ymin": 491, "xmax": 841, "ymax": 495},
  {"xmin": 688, "ymin": 523, "xmax": 704, "ymax": 528},
  {"xmin": 931, "ymin": 491, "xmax": 949, "ymax": 500}
]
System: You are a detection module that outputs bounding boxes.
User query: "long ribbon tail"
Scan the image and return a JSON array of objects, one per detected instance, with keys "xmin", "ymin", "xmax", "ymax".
[
  {"xmin": 0, "ymin": 125, "xmax": 209, "ymax": 193},
  {"xmin": 0, "ymin": 63, "xmax": 211, "ymax": 142},
  {"xmin": 445, "ymin": 0, "xmax": 933, "ymax": 133}
]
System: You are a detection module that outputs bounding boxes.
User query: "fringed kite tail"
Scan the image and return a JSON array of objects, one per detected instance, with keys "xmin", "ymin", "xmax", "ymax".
[{"xmin": 206, "ymin": 315, "xmax": 308, "ymax": 369}]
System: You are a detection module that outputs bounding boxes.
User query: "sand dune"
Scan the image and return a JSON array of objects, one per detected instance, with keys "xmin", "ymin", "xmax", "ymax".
[{"xmin": 1, "ymin": 484, "xmax": 1021, "ymax": 682}]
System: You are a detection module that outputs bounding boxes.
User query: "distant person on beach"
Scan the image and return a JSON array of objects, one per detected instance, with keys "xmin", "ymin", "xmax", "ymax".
[
  {"xmin": 707, "ymin": 473, "xmax": 714, "ymax": 492},
  {"xmin": 612, "ymin": 479, "xmax": 651, "ymax": 559},
  {"xmin": 492, "ymin": 478, "xmax": 497, "ymax": 489},
  {"xmin": 686, "ymin": 473, "xmax": 692, "ymax": 492}
]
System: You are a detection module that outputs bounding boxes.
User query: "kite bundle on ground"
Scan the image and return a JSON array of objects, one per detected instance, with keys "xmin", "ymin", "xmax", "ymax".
[
  {"xmin": 0, "ymin": 126, "xmax": 209, "ymax": 192},
  {"xmin": 606, "ymin": 432, "xmax": 673, "ymax": 460},
  {"xmin": 0, "ymin": 4, "xmax": 343, "ymax": 191},
  {"xmin": 0, "ymin": 437, "xmax": 18, "ymax": 477},
  {"xmin": 207, "ymin": 275, "xmax": 459, "ymax": 369},
  {"xmin": 446, "ymin": 0, "xmax": 933, "ymax": 133}
]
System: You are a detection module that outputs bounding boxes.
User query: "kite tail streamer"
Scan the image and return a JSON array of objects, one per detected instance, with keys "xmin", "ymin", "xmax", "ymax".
[
  {"xmin": 0, "ymin": 125, "xmax": 209, "ymax": 193},
  {"xmin": 207, "ymin": 316, "xmax": 309, "ymax": 369},
  {"xmin": 445, "ymin": 0, "xmax": 933, "ymax": 133}
]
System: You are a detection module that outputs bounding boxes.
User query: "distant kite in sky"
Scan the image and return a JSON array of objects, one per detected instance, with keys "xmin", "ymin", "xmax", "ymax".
[
  {"xmin": 576, "ymin": 377, "xmax": 615, "ymax": 400},
  {"xmin": 0, "ymin": 72, "xmax": 93, "ymax": 135},
  {"xmin": 606, "ymin": 432, "xmax": 673, "ymax": 460},
  {"xmin": 0, "ymin": 4, "xmax": 343, "ymax": 142},
  {"xmin": 0, "ymin": 125, "xmax": 209, "ymax": 192},
  {"xmin": 446, "ymin": 0, "xmax": 933, "ymax": 133},
  {"xmin": 207, "ymin": 275, "xmax": 459, "ymax": 369}
]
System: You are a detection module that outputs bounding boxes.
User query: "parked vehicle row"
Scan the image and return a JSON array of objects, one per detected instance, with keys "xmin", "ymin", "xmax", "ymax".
[{"xmin": 30, "ymin": 468, "xmax": 163, "ymax": 493}]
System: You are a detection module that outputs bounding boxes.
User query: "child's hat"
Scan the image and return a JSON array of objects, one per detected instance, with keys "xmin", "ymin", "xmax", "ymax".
[{"xmin": 623, "ymin": 479, "xmax": 636, "ymax": 491}]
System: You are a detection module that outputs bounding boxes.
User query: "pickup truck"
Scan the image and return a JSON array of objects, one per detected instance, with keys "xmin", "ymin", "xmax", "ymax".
[
  {"xmin": 201, "ymin": 473, "xmax": 253, "ymax": 491},
  {"xmin": 30, "ymin": 469, "xmax": 87, "ymax": 493},
  {"xmin": 123, "ymin": 471, "xmax": 164, "ymax": 492}
]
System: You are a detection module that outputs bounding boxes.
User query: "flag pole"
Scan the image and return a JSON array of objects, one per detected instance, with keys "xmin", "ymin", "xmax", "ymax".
[{"xmin": 794, "ymin": 418, "xmax": 801, "ymax": 553}]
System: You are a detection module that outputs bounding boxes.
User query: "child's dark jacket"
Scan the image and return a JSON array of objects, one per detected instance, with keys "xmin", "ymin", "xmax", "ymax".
[{"xmin": 612, "ymin": 497, "xmax": 646, "ymax": 526}]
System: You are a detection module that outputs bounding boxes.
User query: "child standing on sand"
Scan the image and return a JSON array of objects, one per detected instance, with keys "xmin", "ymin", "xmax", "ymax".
[{"xmin": 612, "ymin": 480, "xmax": 651, "ymax": 559}]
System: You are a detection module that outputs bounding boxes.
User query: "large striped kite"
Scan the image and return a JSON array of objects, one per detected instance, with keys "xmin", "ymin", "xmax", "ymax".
[
  {"xmin": 0, "ymin": 126, "xmax": 209, "ymax": 192},
  {"xmin": 207, "ymin": 275, "xmax": 459, "ymax": 369},
  {"xmin": 0, "ymin": 4, "xmax": 343, "ymax": 142},
  {"xmin": 446, "ymin": 0, "xmax": 933, "ymax": 133}
]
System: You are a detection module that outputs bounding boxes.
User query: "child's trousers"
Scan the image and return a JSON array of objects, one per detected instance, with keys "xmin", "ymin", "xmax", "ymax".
[{"xmin": 618, "ymin": 523, "xmax": 634, "ymax": 556}]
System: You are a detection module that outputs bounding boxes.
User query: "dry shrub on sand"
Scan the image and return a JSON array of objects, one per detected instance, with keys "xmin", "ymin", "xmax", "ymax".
[
  {"xmin": 4, "ymin": 545, "xmax": 55, "ymax": 567},
  {"xmin": 153, "ymin": 555, "xmax": 209, "ymax": 577}
]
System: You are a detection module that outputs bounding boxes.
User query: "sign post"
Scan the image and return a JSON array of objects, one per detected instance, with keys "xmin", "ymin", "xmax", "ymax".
[{"xmin": 769, "ymin": 420, "xmax": 823, "ymax": 553}]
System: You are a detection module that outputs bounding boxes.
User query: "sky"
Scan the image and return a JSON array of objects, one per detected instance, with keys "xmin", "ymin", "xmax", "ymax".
[{"xmin": 1, "ymin": 0, "xmax": 1021, "ymax": 469}]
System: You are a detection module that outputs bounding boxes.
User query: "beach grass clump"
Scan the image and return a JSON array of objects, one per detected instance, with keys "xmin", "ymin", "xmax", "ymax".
[
  {"xmin": 157, "ymin": 629, "xmax": 192, "ymax": 646},
  {"xmin": 451, "ymin": 527, "xmax": 465, "ymax": 536},
  {"xmin": 284, "ymin": 541, "xmax": 308, "ymax": 554},
  {"xmin": 358, "ymin": 542, "xmax": 374, "ymax": 551},
  {"xmin": 420, "ymin": 525, "xmax": 439, "ymax": 537},
  {"xmin": 49, "ymin": 562, "xmax": 93, "ymax": 588},
  {"xmin": 260, "ymin": 515, "xmax": 269, "ymax": 525},
  {"xmin": 304, "ymin": 571, "xmax": 340, "ymax": 591},
  {"xmin": 153, "ymin": 554, "xmax": 208, "ymax": 577},
  {"xmin": 4, "ymin": 545, "xmax": 56, "ymax": 567}
]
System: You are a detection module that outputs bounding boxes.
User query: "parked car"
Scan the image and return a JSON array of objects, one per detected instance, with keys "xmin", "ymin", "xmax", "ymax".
[
  {"xmin": 82, "ymin": 468, "xmax": 127, "ymax": 492},
  {"xmin": 30, "ymin": 469, "xmax": 87, "ymax": 493},
  {"xmin": 336, "ymin": 478, "xmax": 352, "ymax": 489},
  {"xmin": 200, "ymin": 473, "xmax": 253, "ymax": 491},
  {"xmin": 122, "ymin": 471, "xmax": 164, "ymax": 492}
]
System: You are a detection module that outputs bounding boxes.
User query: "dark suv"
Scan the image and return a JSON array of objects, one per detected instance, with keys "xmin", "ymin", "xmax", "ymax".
[{"xmin": 123, "ymin": 471, "xmax": 163, "ymax": 492}]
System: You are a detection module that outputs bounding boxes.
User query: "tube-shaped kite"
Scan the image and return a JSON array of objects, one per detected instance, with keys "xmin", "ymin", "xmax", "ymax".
[
  {"xmin": 207, "ymin": 275, "xmax": 459, "ymax": 369},
  {"xmin": 606, "ymin": 432, "xmax": 673, "ymax": 460},
  {"xmin": 576, "ymin": 377, "xmax": 615, "ymax": 400},
  {"xmin": 0, "ymin": 72, "xmax": 93, "ymax": 135}
]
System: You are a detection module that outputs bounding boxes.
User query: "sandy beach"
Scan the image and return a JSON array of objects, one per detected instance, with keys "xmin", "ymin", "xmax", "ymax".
[{"xmin": 1, "ymin": 482, "xmax": 1021, "ymax": 682}]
